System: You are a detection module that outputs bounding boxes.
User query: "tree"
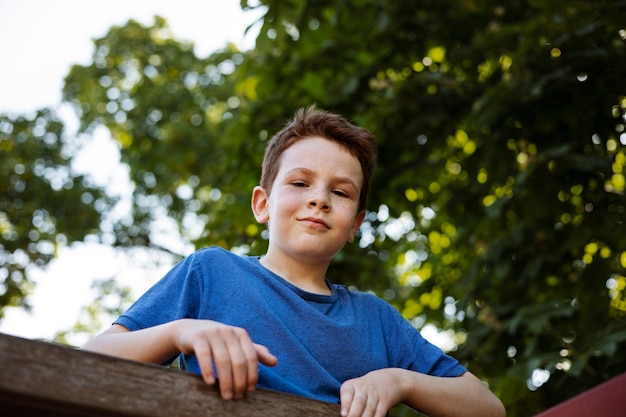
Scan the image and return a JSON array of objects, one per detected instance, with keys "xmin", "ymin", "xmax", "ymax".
[
  {"xmin": 0, "ymin": 109, "xmax": 111, "ymax": 316},
  {"xmin": 232, "ymin": 1, "xmax": 626, "ymax": 414},
  {"xmin": 1, "ymin": 1, "xmax": 625, "ymax": 415}
]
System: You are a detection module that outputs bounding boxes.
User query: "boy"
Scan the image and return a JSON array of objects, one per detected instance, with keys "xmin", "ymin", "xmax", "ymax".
[{"xmin": 83, "ymin": 106, "xmax": 505, "ymax": 417}]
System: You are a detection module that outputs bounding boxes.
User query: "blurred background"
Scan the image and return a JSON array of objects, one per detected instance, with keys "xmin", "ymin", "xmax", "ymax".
[
  {"xmin": 0, "ymin": 0, "xmax": 263, "ymax": 343},
  {"xmin": 1, "ymin": 1, "xmax": 625, "ymax": 415}
]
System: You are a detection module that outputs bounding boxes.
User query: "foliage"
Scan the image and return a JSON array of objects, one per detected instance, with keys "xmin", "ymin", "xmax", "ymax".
[
  {"xmin": 53, "ymin": 276, "xmax": 135, "ymax": 346},
  {"xmin": 1, "ymin": 1, "xmax": 626, "ymax": 415},
  {"xmin": 0, "ymin": 109, "xmax": 110, "ymax": 316}
]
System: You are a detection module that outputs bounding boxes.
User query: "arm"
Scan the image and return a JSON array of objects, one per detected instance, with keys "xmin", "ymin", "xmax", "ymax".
[
  {"xmin": 82, "ymin": 320, "xmax": 277, "ymax": 400},
  {"xmin": 340, "ymin": 368, "xmax": 505, "ymax": 417}
]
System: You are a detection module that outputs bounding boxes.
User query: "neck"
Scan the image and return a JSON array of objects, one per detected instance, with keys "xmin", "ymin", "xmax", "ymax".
[{"xmin": 259, "ymin": 251, "xmax": 331, "ymax": 295}]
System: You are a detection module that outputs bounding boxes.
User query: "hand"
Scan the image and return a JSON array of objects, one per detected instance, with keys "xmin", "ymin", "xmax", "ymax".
[
  {"xmin": 172, "ymin": 319, "xmax": 278, "ymax": 400},
  {"xmin": 340, "ymin": 369, "xmax": 406, "ymax": 417}
]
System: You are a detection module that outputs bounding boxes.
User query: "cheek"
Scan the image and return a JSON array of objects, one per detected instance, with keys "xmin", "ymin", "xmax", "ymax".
[
  {"xmin": 270, "ymin": 191, "xmax": 301, "ymax": 214},
  {"xmin": 334, "ymin": 198, "xmax": 360, "ymax": 216}
]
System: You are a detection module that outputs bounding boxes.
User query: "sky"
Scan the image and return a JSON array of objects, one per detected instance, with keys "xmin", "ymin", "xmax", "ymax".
[
  {"xmin": 0, "ymin": 0, "xmax": 262, "ymax": 114},
  {"xmin": 0, "ymin": 0, "xmax": 264, "ymax": 345}
]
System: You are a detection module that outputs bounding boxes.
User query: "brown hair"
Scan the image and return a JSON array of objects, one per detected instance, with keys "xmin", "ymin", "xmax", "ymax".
[{"xmin": 260, "ymin": 106, "xmax": 378, "ymax": 211}]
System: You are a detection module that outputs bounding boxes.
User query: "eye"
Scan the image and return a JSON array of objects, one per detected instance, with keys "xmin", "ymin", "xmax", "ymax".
[
  {"xmin": 332, "ymin": 189, "xmax": 349, "ymax": 198},
  {"xmin": 291, "ymin": 181, "xmax": 308, "ymax": 187}
]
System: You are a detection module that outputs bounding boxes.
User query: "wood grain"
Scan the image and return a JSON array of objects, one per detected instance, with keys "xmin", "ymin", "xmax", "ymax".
[{"xmin": 0, "ymin": 333, "xmax": 340, "ymax": 417}]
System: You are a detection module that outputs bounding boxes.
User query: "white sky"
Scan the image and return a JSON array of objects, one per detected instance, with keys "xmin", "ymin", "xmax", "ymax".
[
  {"xmin": 0, "ymin": 0, "xmax": 263, "ymax": 345},
  {"xmin": 0, "ymin": 0, "xmax": 262, "ymax": 114}
]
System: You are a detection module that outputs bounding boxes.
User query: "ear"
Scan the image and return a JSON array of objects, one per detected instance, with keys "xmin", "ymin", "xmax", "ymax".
[
  {"xmin": 251, "ymin": 186, "xmax": 270, "ymax": 224},
  {"xmin": 348, "ymin": 210, "xmax": 366, "ymax": 242}
]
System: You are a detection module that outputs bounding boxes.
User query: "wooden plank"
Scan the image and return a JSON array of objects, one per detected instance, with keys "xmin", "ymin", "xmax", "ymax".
[
  {"xmin": 0, "ymin": 332, "xmax": 340, "ymax": 417},
  {"xmin": 534, "ymin": 372, "xmax": 626, "ymax": 417}
]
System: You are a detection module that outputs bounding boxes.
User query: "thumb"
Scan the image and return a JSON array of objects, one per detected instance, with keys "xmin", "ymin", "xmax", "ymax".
[{"xmin": 254, "ymin": 343, "xmax": 278, "ymax": 367}]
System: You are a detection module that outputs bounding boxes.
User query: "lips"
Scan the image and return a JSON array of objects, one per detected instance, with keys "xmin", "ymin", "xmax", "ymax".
[{"xmin": 299, "ymin": 217, "xmax": 330, "ymax": 229}]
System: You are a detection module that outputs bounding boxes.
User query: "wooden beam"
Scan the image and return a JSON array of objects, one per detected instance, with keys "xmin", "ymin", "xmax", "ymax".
[{"xmin": 0, "ymin": 333, "xmax": 340, "ymax": 417}]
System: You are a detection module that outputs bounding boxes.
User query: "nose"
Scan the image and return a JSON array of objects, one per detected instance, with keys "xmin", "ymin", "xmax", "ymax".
[{"xmin": 308, "ymin": 188, "xmax": 331, "ymax": 211}]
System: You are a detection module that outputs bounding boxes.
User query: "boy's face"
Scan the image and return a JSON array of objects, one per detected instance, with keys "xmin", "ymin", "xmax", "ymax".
[{"xmin": 252, "ymin": 136, "xmax": 366, "ymax": 263}]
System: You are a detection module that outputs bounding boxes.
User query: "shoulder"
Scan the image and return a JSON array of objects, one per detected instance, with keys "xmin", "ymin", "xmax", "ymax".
[
  {"xmin": 333, "ymin": 284, "xmax": 400, "ymax": 316},
  {"xmin": 185, "ymin": 246, "xmax": 261, "ymax": 277},
  {"xmin": 186, "ymin": 246, "xmax": 249, "ymax": 265},
  {"xmin": 167, "ymin": 247, "xmax": 246, "ymax": 281},
  {"xmin": 192, "ymin": 246, "xmax": 233, "ymax": 259},
  {"xmin": 332, "ymin": 283, "xmax": 384, "ymax": 302}
]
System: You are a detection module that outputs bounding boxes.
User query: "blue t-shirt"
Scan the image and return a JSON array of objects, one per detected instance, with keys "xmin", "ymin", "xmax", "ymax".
[{"xmin": 115, "ymin": 246, "xmax": 466, "ymax": 403}]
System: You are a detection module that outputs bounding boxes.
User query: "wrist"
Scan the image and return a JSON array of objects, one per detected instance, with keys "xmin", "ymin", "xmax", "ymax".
[
  {"xmin": 392, "ymin": 368, "xmax": 417, "ymax": 403},
  {"xmin": 167, "ymin": 319, "xmax": 191, "ymax": 355}
]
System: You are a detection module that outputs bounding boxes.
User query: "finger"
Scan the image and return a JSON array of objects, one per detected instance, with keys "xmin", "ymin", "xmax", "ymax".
[
  {"xmin": 340, "ymin": 383, "xmax": 356, "ymax": 417},
  {"xmin": 194, "ymin": 340, "xmax": 216, "ymax": 385},
  {"xmin": 373, "ymin": 401, "xmax": 388, "ymax": 417},
  {"xmin": 229, "ymin": 330, "xmax": 258, "ymax": 397},
  {"xmin": 209, "ymin": 336, "xmax": 235, "ymax": 400},
  {"xmin": 346, "ymin": 390, "xmax": 368, "ymax": 417},
  {"xmin": 361, "ymin": 395, "xmax": 380, "ymax": 417},
  {"xmin": 254, "ymin": 343, "xmax": 278, "ymax": 367}
]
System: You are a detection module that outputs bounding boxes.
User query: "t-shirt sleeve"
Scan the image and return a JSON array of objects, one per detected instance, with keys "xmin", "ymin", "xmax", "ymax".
[
  {"xmin": 381, "ymin": 301, "xmax": 467, "ymax": 377},
  {"xmin": 114, "ymin": 251, "xmax": 204, "ymax": 331}
]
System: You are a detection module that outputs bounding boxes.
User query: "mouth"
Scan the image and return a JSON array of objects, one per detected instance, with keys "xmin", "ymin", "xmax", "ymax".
[{"xmin": 299, "ymin": 217, "xmax": 330, "ymax": 229}]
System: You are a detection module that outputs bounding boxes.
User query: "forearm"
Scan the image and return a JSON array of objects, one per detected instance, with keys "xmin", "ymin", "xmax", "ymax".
[
  {"xmin": 399, "ymin": 370, "xmax": 505, "ymax": 417},
  {"xmin": 83, "ymin": 319, "xmax": 278, "ymax": 401},
  {"xmin": 82, "ymin": 321, "xmax": 181, "ymax": 364}
]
